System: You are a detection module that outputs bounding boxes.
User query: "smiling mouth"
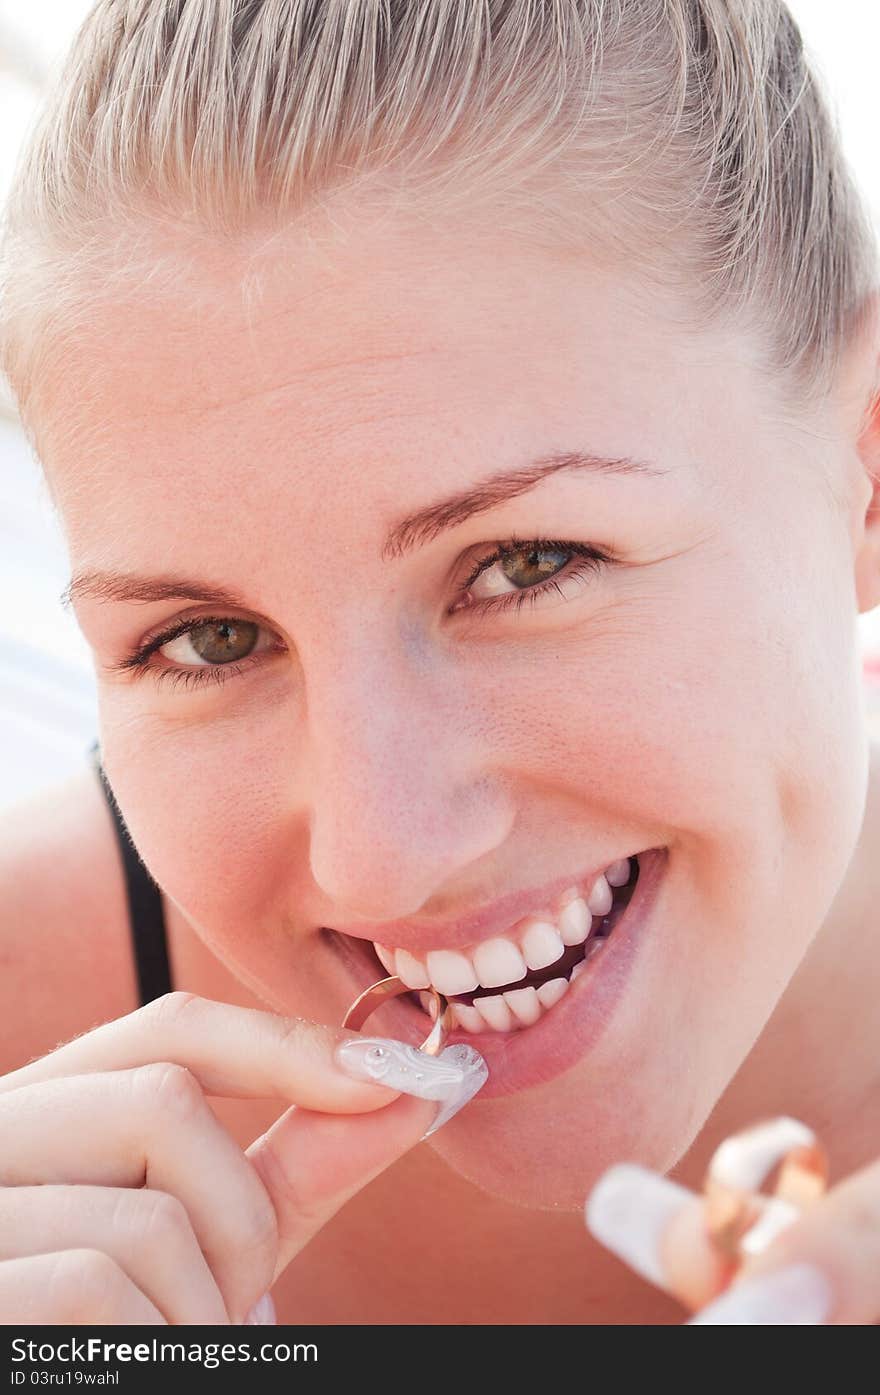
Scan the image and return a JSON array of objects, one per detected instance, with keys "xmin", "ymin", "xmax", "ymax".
[{"xmin": 329, "ymin": 848, "xmax": 641, "ymax": 1037}]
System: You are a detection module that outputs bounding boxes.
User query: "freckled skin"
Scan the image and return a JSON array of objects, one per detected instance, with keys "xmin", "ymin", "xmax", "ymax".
[{"xmin": 41, "ymin": 202, "xmax": 880, "ymax": 1234}]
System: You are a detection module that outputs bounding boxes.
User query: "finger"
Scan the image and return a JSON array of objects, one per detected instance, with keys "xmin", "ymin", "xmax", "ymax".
[
  {"xmin": 585, "ymin": 1163, "xmax": 735, "ymax": 1310},
  {"xmin": 248, "ymin": 1091, "xmax": 440, "ymax": 1280},
  {"xmin": 693, "ymin": 1157, "xmax": 880, "ymax": 1324},
  {"xmin": 248, "ymin": 1037, "xmax": 489, "ymax": 1282},
  {"xmin": 0, "ymin": 991, "xmax": 405, "ymax": 1114},
  {"xmin": 0, "ymin": 1250, "xmax": 166, "ymax": 1325},
  {"xmin": 0, "ymin": 1067, "xmax": 277, "ymax": 1325},
  {"xmin": 0, "ymin": 1185, "xmax": 228, "ymax": 1325}
]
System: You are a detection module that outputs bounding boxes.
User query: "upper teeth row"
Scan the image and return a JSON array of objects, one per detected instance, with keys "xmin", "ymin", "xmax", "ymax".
[{"xmin": 373, "ymin": 858, "xmax": 632, "ymax": 997}]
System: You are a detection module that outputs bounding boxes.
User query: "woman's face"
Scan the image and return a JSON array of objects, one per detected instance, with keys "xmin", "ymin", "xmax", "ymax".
[{"xmin": 45, "ymin": 208, "xmax": 875, "ymax": 1209}]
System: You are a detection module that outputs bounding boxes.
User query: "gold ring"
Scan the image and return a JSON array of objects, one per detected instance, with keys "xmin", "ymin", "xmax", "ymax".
[
  {"xmin": 702, "ymin": 1116, "xmax": 829, "ymax": 1262},
  {"xmin": 341, "ymin": 975, "xmax": 454, "ymax": 1056}
]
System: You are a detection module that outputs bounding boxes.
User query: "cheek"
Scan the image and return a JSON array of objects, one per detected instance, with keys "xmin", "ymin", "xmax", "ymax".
[
  {"xmin": 462, "ymin": 559, "xmax": 833, "ymax": 850},
  {"xmin": 463, "ymin": 545, "xmax": 867, "ymax": 975},
  {"xmin": 96, "ymin": 698, "xmax": 302, "ymax": 939}
]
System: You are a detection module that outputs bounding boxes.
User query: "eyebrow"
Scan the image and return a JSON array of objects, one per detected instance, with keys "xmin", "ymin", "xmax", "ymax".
[{"xmin": 61, "ymin": 448, "xmax": 662, "ymax": 610}]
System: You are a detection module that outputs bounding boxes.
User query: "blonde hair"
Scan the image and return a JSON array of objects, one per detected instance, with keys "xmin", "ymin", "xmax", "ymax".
[{"xmin": 1, "ymin": 0, "xmax": 877, "ymax": 447}]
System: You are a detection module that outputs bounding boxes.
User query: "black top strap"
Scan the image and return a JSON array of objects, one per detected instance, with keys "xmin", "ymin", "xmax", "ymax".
[{"xmin": 88, "ymin": 740, "xmax": 173, "ymax": 1006}]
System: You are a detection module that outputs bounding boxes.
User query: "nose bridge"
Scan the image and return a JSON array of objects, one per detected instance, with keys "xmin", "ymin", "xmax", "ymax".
[{"xmin": 303, "ymin": 630, "xmax": 508, "ymax": 918}]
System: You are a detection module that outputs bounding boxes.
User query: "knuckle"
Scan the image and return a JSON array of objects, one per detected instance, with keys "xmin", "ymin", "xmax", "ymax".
[
  {"xmin": 49, "ymin": 1249, "xmax": 125, "ymax": 1322},
  {"xmin": 122, "ymin": 1189, "xmax": 192, "ymax": 1251},
  {"xmin": 139, "ymin": 990, "xmax": 201, "ymax": 1031},
  {"xmin": 135, "ymin": 1061, "xmax": 204, "ymax": 1123}
]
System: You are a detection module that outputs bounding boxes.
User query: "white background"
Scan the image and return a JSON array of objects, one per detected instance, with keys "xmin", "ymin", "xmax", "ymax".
[{"xmin": 2, "ymin": 1, "xmax": 880, "ymax": 814}]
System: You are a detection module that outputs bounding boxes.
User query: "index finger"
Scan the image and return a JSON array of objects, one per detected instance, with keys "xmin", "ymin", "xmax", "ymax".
[{"xmin": 0, "ymin": 991, "xmax": 404, "ymax": 1113}]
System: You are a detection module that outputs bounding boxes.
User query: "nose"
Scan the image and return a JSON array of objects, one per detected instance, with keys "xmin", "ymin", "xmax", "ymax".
[{"xmin": 303, "ymin": 642, "xmax": 513, "ymax": 922}]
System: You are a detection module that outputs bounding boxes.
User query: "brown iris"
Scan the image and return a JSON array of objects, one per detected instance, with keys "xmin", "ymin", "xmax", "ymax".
[
  {"xmin": 187, "ymin": 619, "xmax": 259, "ymax": 664},
  {"xmin": 499, "ymin": 544, "xmax": 570, "ymax": 587}
]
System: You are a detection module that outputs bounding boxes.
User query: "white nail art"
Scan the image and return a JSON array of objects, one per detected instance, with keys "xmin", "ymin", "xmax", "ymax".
[
  {"xmin": 710, "ymin": 1117, "xmax": 817, "ymax": 1192},
  {"xmin": 584, "ymin": 1162, "xmax": 692, "ymax": 1289},
  {"xmin": 335, "ymin": 1037, "xmax": 488, "ymax": 1139},
  {"xmin": 244, "ymin": 1292, "xmax": 277, "ymax": 1325},
  {"xmin": 421, "ymin": 1043, "xmax": 490, "ymax": 1137},
  {"xmin": 687, "ymin": 1264, "xmax": 833, "ymax": 1325}
]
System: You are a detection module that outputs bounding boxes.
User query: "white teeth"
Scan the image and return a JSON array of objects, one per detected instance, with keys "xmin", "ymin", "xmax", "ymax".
[
  {"xmin": 473, "ymin": 993, "xmax": 515, "ymax": 1032},
  {"xmin": 503, "ymin": 985, "xmax": 542, "ymax": 1026},
  {"xmin": 587, "ymin": 875, "xmax": 613, "ymax": 917},
  {"xmin": 605, "ymin": 858, "xmax": 631, "ymax": 888},
  {"xmin": 425, "ymin": 949, "xmax": 479, "ymax": 997},
  {"xmin": 557, "ymin": 896, "xmax": 592, "ymax": 946},
  {"xmin": 375, "ymin": 857, "xmax": 635, "ymax": 1032},
  {"xmin": 536, "ymin": 976, "xmax": 570, "ymax": 1009},
  {"xmin": 520, "ymin": 918, "xmax": 565, "ymax": 971},
  {"xmin": 472, "ymin": 937, "xmax": 528, "ymax": 990},
  {"xmin": 396, "ymin": 948, "xmax": 431, "ymax": 990},
  {"xmin": 451, "ymin": 1002, "xmax": 486, "ymax": 1032},
  {"xmin": 374, "ymin": 943, "xmax": 396, "ymax": 975}
]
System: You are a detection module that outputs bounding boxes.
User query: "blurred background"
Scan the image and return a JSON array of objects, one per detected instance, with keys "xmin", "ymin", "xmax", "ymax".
[{"xmin": 2, "ymin": 0, "xmax": 880, "ymax": 814}]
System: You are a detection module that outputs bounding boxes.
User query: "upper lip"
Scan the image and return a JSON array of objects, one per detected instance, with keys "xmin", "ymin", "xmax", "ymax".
[{"xmin": 323, "ymin": 853, "xmax": 642, "ymax": 954}]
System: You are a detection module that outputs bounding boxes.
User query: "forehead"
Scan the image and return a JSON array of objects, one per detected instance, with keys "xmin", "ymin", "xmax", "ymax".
[{"xmin": 41, "ymin": 210, "xmax": 764, "ymax": 555}]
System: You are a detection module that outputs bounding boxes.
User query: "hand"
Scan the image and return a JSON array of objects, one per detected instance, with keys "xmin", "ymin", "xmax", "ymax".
[
  {"xmin": 585, "ymin": 1121, "xmax": 877, "ymax": 1323},
  {"xmin": 0, "ymin": 992, "xmax": 486, "ymax": 1325}
]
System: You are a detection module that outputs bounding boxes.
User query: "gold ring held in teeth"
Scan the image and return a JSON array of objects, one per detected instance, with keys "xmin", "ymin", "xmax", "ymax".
[{"xmin": 342, "ymin": 975, "xmax": 454, "ymax": 1055}]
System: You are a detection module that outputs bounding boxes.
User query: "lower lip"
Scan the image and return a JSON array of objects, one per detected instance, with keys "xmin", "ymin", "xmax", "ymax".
[{"xmin": 333, "ymin": 846, "xmax": 668, "ymax": 1098}]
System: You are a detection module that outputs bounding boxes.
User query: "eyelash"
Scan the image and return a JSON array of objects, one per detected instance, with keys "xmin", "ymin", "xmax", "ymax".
[{"xmin": 114, "ymin": 536, "xmax": 614, "ymax": 692}]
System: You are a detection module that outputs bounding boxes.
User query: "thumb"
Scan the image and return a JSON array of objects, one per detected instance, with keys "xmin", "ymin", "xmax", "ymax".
[
  {"xmin": 249, "ymin": 1091, "xmax": 437, "ymax": 1283},
  {"xmin": 248, "ymin": 1038, "xmax": 488, "ymax": 1282}
]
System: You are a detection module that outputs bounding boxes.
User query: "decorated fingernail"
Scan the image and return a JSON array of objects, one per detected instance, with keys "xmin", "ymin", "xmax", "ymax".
[
  {"xmin": 585, "ymin": 1162, "xmax": 693, "ymax": 1288},
  {"xmin": 334, "ymin": 1037, "xmax": 488, "ymax": 1138},
  {"xmin": 244, "ymin": 1292, "xmax": 277, "ymax": 1325},
  {"xmin": 687, "ymin": 1263, "xmax": 833, "ymax": 1324}
]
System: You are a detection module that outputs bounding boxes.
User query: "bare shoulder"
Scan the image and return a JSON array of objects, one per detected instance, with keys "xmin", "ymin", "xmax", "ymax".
[{"xmin": 0, "ymin": 766, "xmax": 139, "ymax": 1073}]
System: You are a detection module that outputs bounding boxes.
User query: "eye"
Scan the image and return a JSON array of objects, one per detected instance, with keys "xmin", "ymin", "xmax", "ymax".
[
  {"xmin": 160, "ymin": 618, "xmax": 262, "ymax": 666},
  {"xmin": 114, "ymin": 615, "xmax": 283, "ymax": 691},
  {"xmin": 453, "ymin": 537, "xmax": 613, "ymax": 617}
]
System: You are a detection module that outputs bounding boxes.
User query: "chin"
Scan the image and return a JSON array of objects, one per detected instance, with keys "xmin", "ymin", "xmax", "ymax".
[{"xmin": 421, "ymin": 1053, "xmax": 711, "ymax": 1213}]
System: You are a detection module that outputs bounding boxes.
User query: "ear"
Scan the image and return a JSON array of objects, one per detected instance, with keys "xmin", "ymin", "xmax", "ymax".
[
  {"xmin": 853, "ymin": 382, "xmax": 880, "ymax": 615},
  {"xmin": 844, "ymin": 295, "xmax": 880, "ymax": 614}
]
